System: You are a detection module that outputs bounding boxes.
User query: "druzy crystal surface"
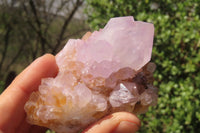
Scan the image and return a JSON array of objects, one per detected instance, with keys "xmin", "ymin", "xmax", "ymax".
[{"xmin": 24, "ymin": 16, "xmax": 158, "ymax": 133}]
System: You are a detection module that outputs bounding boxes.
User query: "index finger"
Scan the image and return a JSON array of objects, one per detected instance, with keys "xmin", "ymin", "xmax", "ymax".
[{"xmin": 0, "ymin": 54, "xmax": 58, "ymax": 129}]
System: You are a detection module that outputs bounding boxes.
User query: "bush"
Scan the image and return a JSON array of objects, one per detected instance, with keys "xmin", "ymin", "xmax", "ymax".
[{"xmin": 86, "ymin": 0, "xmax": 200, "ymax": 132}]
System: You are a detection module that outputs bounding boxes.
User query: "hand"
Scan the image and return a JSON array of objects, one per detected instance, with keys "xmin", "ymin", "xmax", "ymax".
[
  {"xmin": 0, "ymin": 37, "xmax": 140, "ymax": 133},
  {"xmin": 0, "ymin": 54, "xmax": 58, "ymax": 133}
]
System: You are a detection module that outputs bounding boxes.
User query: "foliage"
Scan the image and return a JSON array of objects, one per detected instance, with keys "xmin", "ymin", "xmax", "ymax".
[
  {"xmin": 86, "ymin": 0, "xmax": 200, "ymax": 132},
  {"xmin": 46, "ymin": 130, "xmax": 55, "ymax": 133}
]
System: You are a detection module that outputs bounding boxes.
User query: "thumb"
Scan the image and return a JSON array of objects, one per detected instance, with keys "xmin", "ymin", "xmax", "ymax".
[{"xmin": 83, "ymin": 112, "xmax": 140, "ymax": 133}]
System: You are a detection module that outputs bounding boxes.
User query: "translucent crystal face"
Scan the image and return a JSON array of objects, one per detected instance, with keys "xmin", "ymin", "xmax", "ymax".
[{"xmin": 24, "ymin": 16, "xmax": 157, "ymax": 133}]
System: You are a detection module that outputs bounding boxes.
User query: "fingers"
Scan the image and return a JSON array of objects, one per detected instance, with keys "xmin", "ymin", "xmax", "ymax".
[
  {"xmin": 83, "ymin": 112, "xmax": 140, "ymax": 133},
  {"xmin": 9, "ymin": 54, "xmax": 58, "ymax": 95},
  {"xmin": 0, "ymin": 54, "xmax": 58, "ymax": 131}
]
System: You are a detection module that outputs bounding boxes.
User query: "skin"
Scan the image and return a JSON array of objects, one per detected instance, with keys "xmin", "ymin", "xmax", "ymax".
[{"xmin": 0, "ymin": 32, "xmax": 141, "ymax": 133}]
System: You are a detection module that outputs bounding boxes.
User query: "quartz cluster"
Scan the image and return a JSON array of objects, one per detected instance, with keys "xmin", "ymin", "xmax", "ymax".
[{"xmin": 24, "ymin": 16, "xmax": 158, "ymax": 133}]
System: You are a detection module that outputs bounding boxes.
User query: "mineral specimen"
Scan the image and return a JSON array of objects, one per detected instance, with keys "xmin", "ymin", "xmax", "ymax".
[{"xmin": 24, "ymin": 16, "xmax": 158, "ymax": 133}]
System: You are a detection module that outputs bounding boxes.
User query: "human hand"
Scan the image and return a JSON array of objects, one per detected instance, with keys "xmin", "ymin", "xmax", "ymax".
[{"xmin": 0, "ymin": 54, "xmax": 58, "ymax": 133}]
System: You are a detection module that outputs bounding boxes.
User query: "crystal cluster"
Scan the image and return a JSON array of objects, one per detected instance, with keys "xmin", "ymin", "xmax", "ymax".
[{"xmin": 24, "ymin": 16, "xmax": 158, "ymax": 133}]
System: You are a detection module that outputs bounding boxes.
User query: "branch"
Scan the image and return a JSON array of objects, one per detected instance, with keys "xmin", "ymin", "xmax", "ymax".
[
  {"xmin": 0, "ymin": 25, "xmax": 12, "ymax": 73},
  {"xmin": 29, "ymin": 0, "xmax": 41, "ymax": 32},
  {"xmin": 29, "ymin": 0, "xmax": 47, "ymax": 54},
  {"xmin": 5, "ymin": 39, "xmax": 24, "ymax": 71},
  {"xmin": 52, "ymin": 0, "xmax": 84, "ymax": 54},
  {"xmin": 62, "ymin": 28, "xmax": 90, "ymax": 41},
  {"xmin": 31, "ymin": 36, "xmax": 39, "ymax": 61}
]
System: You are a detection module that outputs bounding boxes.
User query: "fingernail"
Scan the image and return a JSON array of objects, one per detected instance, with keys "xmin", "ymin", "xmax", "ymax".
[{"xmin": 113, "ymin": 121, "xmax": 139, "ymax": 133}]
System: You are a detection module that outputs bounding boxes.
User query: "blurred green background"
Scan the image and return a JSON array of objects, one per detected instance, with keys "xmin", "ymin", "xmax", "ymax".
[{"xmin": 0, "ymin": 0, "xmax": 200, "ymax": 132}]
